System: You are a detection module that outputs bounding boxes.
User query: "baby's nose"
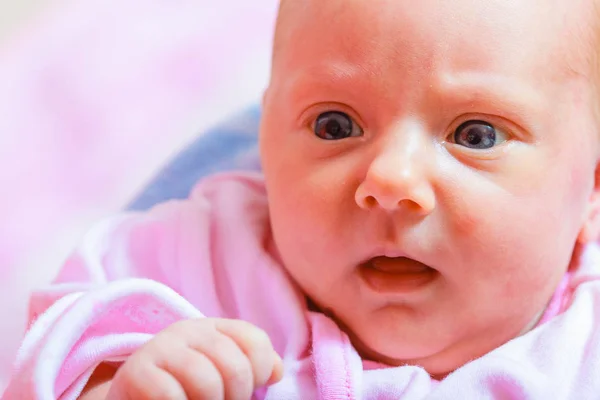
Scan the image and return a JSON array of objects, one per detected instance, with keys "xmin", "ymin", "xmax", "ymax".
[{"xmin": 355, "ymin": 126, "xmax": 435, "ymax": 214}]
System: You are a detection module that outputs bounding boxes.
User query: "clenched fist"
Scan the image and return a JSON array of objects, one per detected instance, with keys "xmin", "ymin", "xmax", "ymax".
[{"xmin": 97, "ymin": 318, "xmax": 283, "ymax": 400}]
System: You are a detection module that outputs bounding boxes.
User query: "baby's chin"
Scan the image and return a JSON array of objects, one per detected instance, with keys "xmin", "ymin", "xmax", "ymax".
[
  {"xmin": 329, "ymin": 312, "xmax": 461, "ymax": 377},
  {"xmin": 345, "ymin": 312, "xmax": 543, "ymax": 379},
  {"xmin": 348, "ymin": 329, "xmax": 458, "ymax": 377},
  {"xmin": 312, "ymin": 300, "xmax": 509, "ymax": 377}
]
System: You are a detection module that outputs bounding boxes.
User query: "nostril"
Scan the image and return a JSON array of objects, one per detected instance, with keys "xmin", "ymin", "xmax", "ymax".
[
  {"xmin": 364, "ymin": 195, "xmax": 378, "ymax": 208},
  {"xmin": 398, "ymin": 199, "xmax": 421, "ymax": 212}
]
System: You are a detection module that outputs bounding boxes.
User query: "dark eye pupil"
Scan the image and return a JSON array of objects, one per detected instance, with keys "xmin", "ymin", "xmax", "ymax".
[
  {"xmin": 454, "ymin": 120, "xmax": 496, "ymax": 149},
  {"xmin": 326, "ymin": 120, "xmax": 342, "ymax": 136},
  {"xmin": 315, "ymin": 112, "xmax": 353, "ymax": 140},
  {"xmin": 465, "ymin": 130, "xmax": 482, "ymax": 145}
]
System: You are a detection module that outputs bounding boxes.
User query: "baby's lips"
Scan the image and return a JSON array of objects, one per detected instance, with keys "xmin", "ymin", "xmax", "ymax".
[{"xmin": 267, "ymin": 350, "xmax": 284, "ymax": 385}]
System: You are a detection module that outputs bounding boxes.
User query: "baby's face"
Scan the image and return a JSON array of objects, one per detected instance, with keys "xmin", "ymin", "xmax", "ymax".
[{"xmin": 260, "ymin": 0, "xmax": 600, "ymax": 375}]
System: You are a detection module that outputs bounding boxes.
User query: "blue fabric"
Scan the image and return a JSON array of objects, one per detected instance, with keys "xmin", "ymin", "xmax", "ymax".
[{"xmin": 127, "ymin": 105, "xmax": 262, "ymax": 211}]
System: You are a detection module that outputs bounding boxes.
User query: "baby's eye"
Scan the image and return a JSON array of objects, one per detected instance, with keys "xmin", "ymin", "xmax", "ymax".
[
  {"xmin": 314, "ymin": 111, "xmax": 363, "ymax": 140},
  {"xmin": 452, "ymin": 120, "xmax": 507, "ymax": 149}
]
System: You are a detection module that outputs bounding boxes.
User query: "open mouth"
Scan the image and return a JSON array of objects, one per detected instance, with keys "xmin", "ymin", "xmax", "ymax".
[{"xmin": 359, "ymin": 256, "xmax": 438, "ymax": 294}]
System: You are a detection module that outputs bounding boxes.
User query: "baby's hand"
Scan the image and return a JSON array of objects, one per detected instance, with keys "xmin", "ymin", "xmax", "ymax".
[{"xmin": 107, "ymin": 318, "xmax": 284, "ymax": 400}]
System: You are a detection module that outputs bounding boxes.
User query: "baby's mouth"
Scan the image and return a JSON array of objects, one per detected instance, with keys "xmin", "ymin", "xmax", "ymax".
[
  {"xmin": 368, "ymin": 256, "xmax": 432, "ymax": 273},
  {"xmin": 359, "ymin": 256, "xmax": 438, "ymax": 294}
]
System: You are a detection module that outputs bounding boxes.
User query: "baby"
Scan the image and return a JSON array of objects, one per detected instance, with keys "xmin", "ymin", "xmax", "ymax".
[{"xmin": 6, "ymin": 0, "xmax": 600, "ymax": 398}]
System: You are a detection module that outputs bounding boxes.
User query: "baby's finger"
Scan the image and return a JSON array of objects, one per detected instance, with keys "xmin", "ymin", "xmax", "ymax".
[
  {"xmin": 185, "ymin": 324, "xmax": 254, "ymax": 400},
  {"xmin": 214, "ymin": 319, "xmax": 284, "ymax": 387},
  {"xmin": 157, "ymin": 346, "xmax": 225, "ymax": 400},
  {"xmin": 109, "ymin": 353, "xmax": 186, "ymax": 400}
]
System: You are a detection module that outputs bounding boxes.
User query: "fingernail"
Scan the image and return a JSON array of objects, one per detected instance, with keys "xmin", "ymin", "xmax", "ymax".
[{"xmin": 267, "ymin": 351, "xmax": 284, "ymax": 385}]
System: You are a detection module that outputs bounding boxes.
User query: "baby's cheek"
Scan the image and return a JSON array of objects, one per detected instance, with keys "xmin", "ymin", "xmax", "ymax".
[
  {"xmin": 270, "ymin": 184, "xmax": 338, "ymax": 256},
  {"xmin": 439, "ymin": 195, "xmax": 482, "ymax": 238},
  {"xmin": 438, "ymin": 176, "xmax": 511, "ymax": 241}
]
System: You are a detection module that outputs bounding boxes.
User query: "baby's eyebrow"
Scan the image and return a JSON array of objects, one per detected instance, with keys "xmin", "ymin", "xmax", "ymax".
[
  {"xmin": 432, "ymin": 72, "xmax": 546, "ymax": 129},
  {"xmin": 281, "ymin": 63, "xmax": 372, "ymax": 104}
]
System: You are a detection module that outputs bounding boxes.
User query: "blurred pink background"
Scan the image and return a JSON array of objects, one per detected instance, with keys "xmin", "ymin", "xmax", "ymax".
[{"xmin": 0, "ymin": 0, "xmax": 277, "ymax": 389}]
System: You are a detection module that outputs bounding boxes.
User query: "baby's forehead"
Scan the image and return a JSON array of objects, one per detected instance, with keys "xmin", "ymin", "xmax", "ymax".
[{"xmin": 274, "ymin": 0, "xmax": 598, "ymax": 83}]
